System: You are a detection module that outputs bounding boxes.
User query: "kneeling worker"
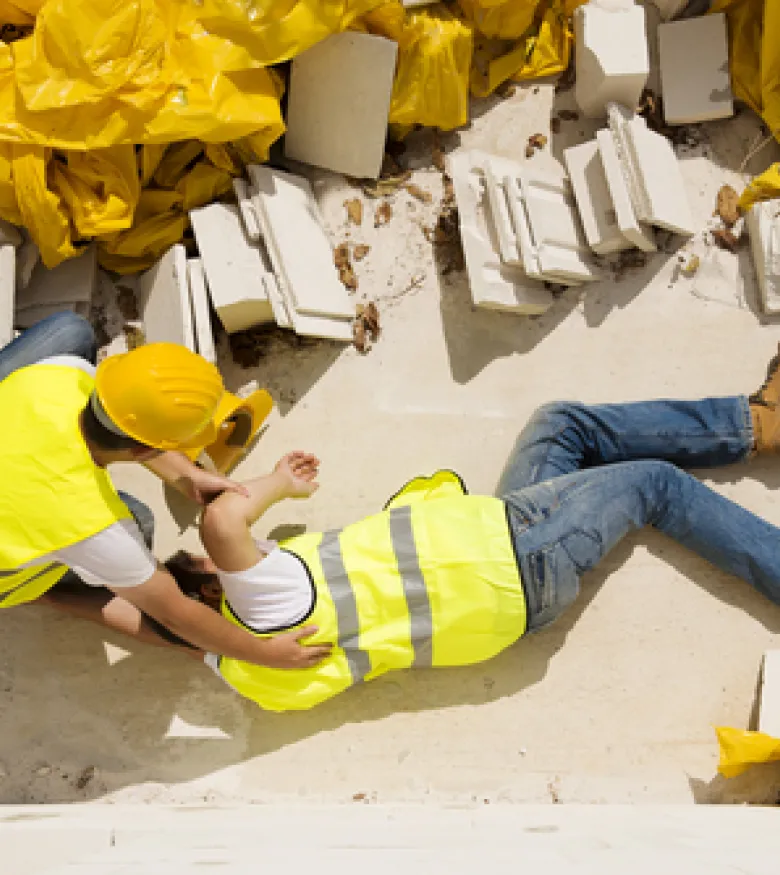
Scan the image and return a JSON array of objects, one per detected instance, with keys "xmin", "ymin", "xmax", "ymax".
[{"xmin": 0, "ymin": 311, "xmax": 329, "ymax": 670}]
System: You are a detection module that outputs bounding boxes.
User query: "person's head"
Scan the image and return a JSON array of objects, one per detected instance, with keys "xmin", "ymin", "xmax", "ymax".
[
  {"xmin": 85, "ymin": 343, "xmax": 225, "ymax": 460},
  {"xmin": 164, "ymin": 550, "xmax": 222, "ymax": 611}
]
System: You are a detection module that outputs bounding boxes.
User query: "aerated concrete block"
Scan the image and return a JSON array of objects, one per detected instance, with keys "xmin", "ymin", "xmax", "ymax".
[
  {"xmin": 248, "ymin": 165, "xmax": 354, "ymax": 320},
  {"xmin": 232, "ymin": 178, "xmax": 261, "ymax": 243},
  {"xmin": 659, "ymin": 13, "xmax": 733, "ymax": 125},
  {"xmin": 0, "ymin": 245, "xmax": 14, "ymax": 348},
  {"xmin": 186, "ymin": 258, "xmax": 217, "ymax": 363},
  {"xmin": 137, "ymin": 245, "xmax": 195, "ymax": 350},
  {"xmin": 607, "ymin": 103, "xmax": 695, "ymax": 236},
  {"xmin": 759, "ymin": 650, "xmax": 780, "ymax": 738},
  {"xmin": 15, "ymin": 245, "xmax": 97, "ymax": 329},
  {"xmin": 447, "ymin": 150, "xmax": 555, "ymax": 315},
  {"xmin": 574, "ymin": 1, "xmax": 650, "ymax": 119},
  {"xmin": 284, "ymin": 32, "xmax": 398, "ymax": 179},
  {"xmin": 746, "ymin": 198, "xmax": 780, "ymax": 315},
  {"xmin": 564, "ymin": 140, "xmax": 633, "ymax": 255},
  {"xmin": 189, "ymin": 202, "xmax": 274, "ymax": 334},
  {"xmin": 596, "ymin": 129, "xmax": 657, "ymax": 252}
]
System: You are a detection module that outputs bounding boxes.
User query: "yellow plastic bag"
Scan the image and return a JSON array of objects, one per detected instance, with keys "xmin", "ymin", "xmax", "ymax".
[
  {"xmin": 389, "ymin": 5, "xmax": 474, "ymax": 131},
  {"xmin": 458, "ymin": 0, "xmax": 537, "ymax": 40},
  {"xmin": 50, "ymin": 145, "xmax": 139, "ymax": 238},
  {"xmin": 715, "ymin": 726, "xmax": 780, "ymax": 778},
  {"xmin": 713, "ymin": 0, "xmax": 780, "ymax": 142},
  {"xmin": 738, "ymin": 163, "xmax": 780, "ymax": 212},
  {"xmin": 0, "ymin": 0, "xmax": 42, "ymax": 27},
  {"xmin": 176, "ymin": 162, "xmax": 233, "ymax": 213}
]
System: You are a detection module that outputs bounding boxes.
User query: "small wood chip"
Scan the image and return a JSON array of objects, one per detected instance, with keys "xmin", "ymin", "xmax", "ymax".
[
  {"xmin": 374, "ymin": 201, "xmax": 393, "ymax": 228},
  {"xmin": 353, "ymin": 319, "xmax": 368, "ymax": 354},
  {"xmin": 681, "ymin": 254, "xmax": 700, "ymax": 277},
  {"xmin": 711, "ymin": 227, "xmax": 740, "ymax": 253},
  {"xmin": 344, "ymin": 198, "xmax": 363, "ymax": 225},
  {"xmin": 525, "ymin": 145, "xmax": 535, "ymax": 158},
  {"xmin": 364, "ymin": 301, "xmax": 380, "ymax": 341},
  {"xmin": 404, "ymin": 183, "xmax": 433, "ymax": 204},
  {"xmin": 528, "ymin": 133, "xmax": 548, "ymax": 150},
  {"xmin": 716, "ymin": 184, "xmax": 740, "ymax": 227},
  {"xmin": 353, "ymin": 244, "xmax": 370, "ymax": 262},
  {"xmin": 334, "ymin": 243, "xmax": 350, "ymax": 268}
]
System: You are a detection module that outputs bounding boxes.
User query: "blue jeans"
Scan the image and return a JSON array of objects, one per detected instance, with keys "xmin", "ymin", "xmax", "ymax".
[
  {"xmin": 495, "ymin": 398, "xmax": 774, "ymax": 631},
  {"xmin": 0, "ymin": 311, "xmax": 155, "ymax": 542}
]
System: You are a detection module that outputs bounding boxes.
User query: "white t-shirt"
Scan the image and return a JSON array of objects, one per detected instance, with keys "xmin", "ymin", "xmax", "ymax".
[
  {"xmin": 19, "ymin": 356, "xmax": 156, "ymax": 589},
  {"xmin": 204, "ymin": 540, "xmax": 313, "ymax": 677}
]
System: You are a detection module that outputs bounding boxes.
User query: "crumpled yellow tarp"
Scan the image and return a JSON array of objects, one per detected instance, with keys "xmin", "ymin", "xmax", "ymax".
[
  {"xmin": 739, "ymin": 163, "xmax": 780, "ymax": 212},
  {"xmin": 715, "ymin": 726, "xmax": 780, "ymax": 778}
]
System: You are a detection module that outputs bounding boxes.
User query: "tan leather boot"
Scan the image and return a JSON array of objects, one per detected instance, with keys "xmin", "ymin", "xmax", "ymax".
[
  {"xmin": 750, "ymin": 403, "xmax": 780, "ymax": 454},
  {"xmin": 750, "ymin": 343, "xmax": 780, "ymax": 408}
]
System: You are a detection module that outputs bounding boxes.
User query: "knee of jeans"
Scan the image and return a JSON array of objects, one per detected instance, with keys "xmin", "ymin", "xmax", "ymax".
[
  {"xmin": 528, "ymin": 401, "xmax": 582, "ymax": 434},
  {"xmin": 118, "ymin": 492, "xmax": 155, "ymax": 548},
  {"xmin": 54, "ymin": 312, "xmax": 97, "ymax": 362}
]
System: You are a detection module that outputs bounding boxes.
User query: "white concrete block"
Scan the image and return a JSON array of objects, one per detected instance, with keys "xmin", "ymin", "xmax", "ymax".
[
  {"xmin": 574, "ymin": 2, "xmax": 650, "ymax": 119},
  {"xmin": 504, "ymin": 169, "xmax": 601, "ymax": 285},
  {"xmin": 284, "ymin": 32, "xmax": 398, "ymax": 179},
  {"xmin": 564, "ymin": 140, "xmax": 633, "ymax": 255},
  {"xmin": 484, "ymin": 163, "xmax": 522, "ymax": 266},
  {"xmin": 746, "ymin": 198, "xmax": 780, "ymax": 315},
  {"xmin": 189, "ymin": 202, "xmax": 274, "ymax": 334},
  {"xmin": 596, "ymin": 129, "xmax": 657, "ymax": 252},
  {"xmin": 650, "ymin": 0, "xmax": 688, "ymax": 20},
  {"xmin": 15, "ymin": 246, "xmax": 97, "ymax": 328},
  {"xmin": 0, "ymin": 244, "xmax": 14, "ymax": 347},
  {"xmin": 447, "ymin": 150, "xmax": 555, "ymax": 315},
  {"xmin": 232, "ymin": 178, "xmax": 261, "ymax": 243},
  {"xmin": 607, "ymin": 104, "xmax": 695, "ymax": 235},
  {"xmin": 186, "ymin": 258, "xmax": 217, "ymax": 363},
  {"xmin": 248, "ymin": 165, "xmax": 354, "ymax": 319},
  {"xmin": 137, "ymin": 245, "xmax": 195, "ymax": 350},
  {"xmin": 759, "ymin": 650, "xmax": 780, "ymax": 738},
  {"xmin": 659, "ymin": 14, "xmax": 733, "ymax": 125}
]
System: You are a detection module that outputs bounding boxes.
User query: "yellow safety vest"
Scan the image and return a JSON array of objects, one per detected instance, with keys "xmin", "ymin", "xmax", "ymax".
[
  {"xmin": 218, "ymin": 471, "xmax": 526, "ymax": 711},
  {"xmin": 0, "ymin": 363, "xmax": 131, "ymax": 607}
]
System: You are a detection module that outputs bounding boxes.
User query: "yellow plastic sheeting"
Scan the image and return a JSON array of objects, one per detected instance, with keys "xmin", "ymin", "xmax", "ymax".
[
  {"xmin": 50, "ymin": 146, "xmax": 139, "ymax": 239},
  {"xmin": 738, "ymin": 163, "xmax": 780, "ymax": 212},
  {"xmin": 713, "ymin": 0, "xmax": 780, "ymax": 142},
  {"xmin": 0, "ymin": 0, "xmax": 285, "ymax": 150},
  {"xmin": 715, "ymin": 726, "xmax": 780, "ymax": 778},
  {"xmin": 0, "ymin": 0, "xmax": 42, "ymax": 26},
  {"xmin": 194, "ymin": 0, "xmax": 387, "ymax": 67},
  {"xmin": 98, "ymin": 211, "xmax": 188, "ymax": 275},
  {"xmin": 470, "ymin": 2, "xmax": 581, "ymax": 98},
  {"xmin": 458, "ymin": 0, "xmax": 536, "ymax": 40},
  {"xmin": 388, "ymin": 5, "xmax": 474, "ymax": 131}
]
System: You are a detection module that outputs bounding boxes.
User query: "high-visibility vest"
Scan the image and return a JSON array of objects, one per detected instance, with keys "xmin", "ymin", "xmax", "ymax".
[
  {"xmin": 218, "ymin": 471, "xmax": 526, "ymax": 711},
  {"xmin": 0, "ymin": 363, "xmax": 131, "ymax": 607}
]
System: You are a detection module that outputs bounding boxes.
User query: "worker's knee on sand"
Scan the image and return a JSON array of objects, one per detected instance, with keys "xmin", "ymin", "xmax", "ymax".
[{"xmin": 117, "ymin": 491, "xmax": 155, "ymax": 549}]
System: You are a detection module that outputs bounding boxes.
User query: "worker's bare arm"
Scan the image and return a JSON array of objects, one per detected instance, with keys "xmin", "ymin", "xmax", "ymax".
[
  {"xmin": 199, "ymin": 452, "xmax": 320, "ymax": 573},
  {"xmin": 113, "ymin": 566, "xmax": 329, "ymax": 668},
  {"xmin": 145, "ymin": 451, "xmax": 249, "ymax": 505}
]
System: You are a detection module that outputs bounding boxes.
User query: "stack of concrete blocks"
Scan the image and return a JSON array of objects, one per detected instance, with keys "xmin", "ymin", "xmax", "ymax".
[
  {"xmin": 186, "ymin": 168, "xmax": 354, "ymax": 343},
  {"xmin": 15, "ymin": 244, "xmax": 97, "ymax": 334},
  {"xmin": 0, "ymin": 219, "xmax": 21, "ymax": 348},
  {"xmin": 574, "ymin": 0, "xmax": 650, "ymax": 119},
  {"xmin": 746, "ymin": 198, "xmax": 780, "ymax": 315},
  {"xmin": 563, "ymin": 102, "xmax": 695, "ymax": 258},
  {"xmin": 448, "ymin": 149, "xmax": 603, "ymax": 315},
  {"xmin": 658, "ymin": 13, "xmax": 733, "ymax": 125},
  {"xmin": 284, "ymin": 32, "xmax": 398, "ymax": 180}
]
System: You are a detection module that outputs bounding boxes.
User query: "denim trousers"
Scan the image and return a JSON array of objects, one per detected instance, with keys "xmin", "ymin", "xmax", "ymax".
[
  {"xmin": 494, "ymin": 398, "xmax": 777, "ymax": 631},
  {"xmin": 0, "ymin": 311, "xmax": 155, "ymax": 545}
]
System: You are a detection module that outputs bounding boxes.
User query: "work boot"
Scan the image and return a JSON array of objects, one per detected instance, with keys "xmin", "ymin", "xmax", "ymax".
[
  {"xmin": 749, "ymin": 344, "xmax": 780, "ymax": 453},
  {"xmin": 750, "ymin": 342, "xmax": 780, "ymax": 408}
]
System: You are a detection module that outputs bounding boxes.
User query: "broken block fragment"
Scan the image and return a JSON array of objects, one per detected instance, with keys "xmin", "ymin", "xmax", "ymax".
[
  {"xmin": 189, "ymin": 203, "xmax": 274, "ymax": 334},
  {"xmin": 284, "ymin": 32, "xmax": 398, "ymax": 179},
  {"xmin": 658, "ymin": 13, "xmax": 733, "ymax": 125},
  {"xmin": 187, "ymin": 258, "xmax": 217, "ymax": 363},
  {"xmin": 746, "ymin": 198, "xmax": 780, "ymax": 315},
  {"xmin": 137, "ymin": 245, "xmax": 195, "ymax": 350},
  {"xmin": 574, "ymin": 0, "xmax": 650, "ymax": 119}
]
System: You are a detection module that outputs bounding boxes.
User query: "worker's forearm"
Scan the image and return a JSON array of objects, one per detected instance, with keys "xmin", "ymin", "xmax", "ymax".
[
  {"xmin": 156, "ymin": 596, "xmax": 281, "ymax": 665},
  {"xmin": 144, "ymin": 451, "xmax": 199, "ymax": 486},
  {"xmin": 210, "ymin": 471, "xmax": 289, "ymax": 527}
]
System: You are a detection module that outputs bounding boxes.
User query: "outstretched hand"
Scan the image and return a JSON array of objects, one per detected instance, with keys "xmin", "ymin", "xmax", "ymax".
[{"xmin": 274, "ymin": 451, "xmax": 320, "ymax": 499}]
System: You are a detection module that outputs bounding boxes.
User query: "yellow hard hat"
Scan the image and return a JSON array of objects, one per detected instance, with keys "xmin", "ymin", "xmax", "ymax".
[{"xmin": 94, "ymin": 343, "xmax": 224, "ymax": 451}]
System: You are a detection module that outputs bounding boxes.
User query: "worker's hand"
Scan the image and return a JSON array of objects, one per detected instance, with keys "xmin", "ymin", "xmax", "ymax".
[
  {"xmin": 257, "ymin": 625, "xmax": 332, "ymax": 669},
  {"xmin": 177, "ymin": 469, "xmax": 250, "ymax": 506},
  {"xmin": 274, "ymin": 451, "xmax": 320, "ymax": 499}
]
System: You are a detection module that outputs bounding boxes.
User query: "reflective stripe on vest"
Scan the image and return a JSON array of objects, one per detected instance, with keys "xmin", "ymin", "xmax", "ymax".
[
  {"xmin": 218, "ymin": 476, "xmax": 527, "ymax": 713},
  {"xmin": 0, "ymin": 363, "xmax": 131, "ymax": 607}
]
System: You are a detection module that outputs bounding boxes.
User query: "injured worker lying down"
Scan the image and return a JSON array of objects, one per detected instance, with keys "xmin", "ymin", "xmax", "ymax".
[{"xmin": 50, "ymin": 381, "xmax": 780, "ymax": 711}]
